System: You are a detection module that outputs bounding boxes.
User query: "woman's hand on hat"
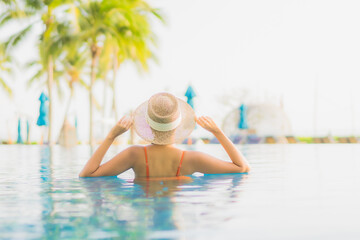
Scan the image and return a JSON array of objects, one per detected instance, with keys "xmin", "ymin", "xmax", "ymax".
[
  {"xmin": 107, "ymin": 116, "xmax": 133, "ymax": 140},
  {"xmin": 196, "ymin": 116, "xmax": 221, "ymax": 134}
]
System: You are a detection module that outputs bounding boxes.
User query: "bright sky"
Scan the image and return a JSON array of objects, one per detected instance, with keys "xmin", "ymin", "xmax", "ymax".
[{"xmin": 1, "ymin": 0, "xmax": 360, "ymax": 142}]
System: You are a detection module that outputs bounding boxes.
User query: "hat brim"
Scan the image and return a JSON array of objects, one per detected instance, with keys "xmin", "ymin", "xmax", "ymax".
[{"xmin": 133, "ymin": 97, "xmax": 196, "ymax": 145}]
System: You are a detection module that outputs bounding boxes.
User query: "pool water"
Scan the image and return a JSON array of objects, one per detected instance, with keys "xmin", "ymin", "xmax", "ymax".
[{"xmin": 0, "ymin": 144, "xmax": 359, "ymax": 239}]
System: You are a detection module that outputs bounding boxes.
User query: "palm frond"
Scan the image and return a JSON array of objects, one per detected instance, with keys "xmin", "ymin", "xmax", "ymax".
[
  {"xmin": 0, "ymin": 12, "xmax": 13, "ymax": 27},
  {"xmin": 0, "ymin": 76, "xmax": 12, "ymax": 96},
  {"xmin": 26, "ymin": 68, "xmax": 45, "ymax": 88},
  {"xmin": 150, "ymin": 8, "xmax": 166, "ymax": 24},
  {"xmin": 78, "ymin": 78, "xmax": 89, "ymax": 90},
  {"xmin": 25, "ymin": 0, "xmax": 43, "ymax": 11},
  {"xmin": 4, "ymin": 23, "xmax": 34, "ymax": 51}
]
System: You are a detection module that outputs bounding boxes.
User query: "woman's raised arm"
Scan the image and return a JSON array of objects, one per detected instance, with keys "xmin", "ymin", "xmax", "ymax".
[
  {"xmin": 79, "ymin": 116, "xmax": 133, "ymax": 177},
  {"xmin": 193, "ymin": 116, "xmax": 251, "ymax": 173}
]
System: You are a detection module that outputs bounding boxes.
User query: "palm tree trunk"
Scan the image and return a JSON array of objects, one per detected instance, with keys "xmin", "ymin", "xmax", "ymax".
[
  {"xmin": 47, "ymin": 55, "xmax": 53, "ymax": 145},
  {"xmin": 61, "ymin": 86, "xmax": 74, "ymax": 131},
  {"xmin": 57, "ymin": 85, "xmax": 74, "ymax": 144},
  {"xmin": 112, "ymin": 51, "xmax": 118, "ymax": 121},
  {"xmin": 90, "ymin": 56, "xmax": 96, "ymax": 146},
  {"xmin": 102, "ymin": 75, "xmax": 109, "ymax": 136},
  {"xmin": 90, "ymin": 44, "xmax": 100, "ymax": 146},
  {"xmin": 111, "ymin": 81, "xmax": 118, "ymax": 121}
]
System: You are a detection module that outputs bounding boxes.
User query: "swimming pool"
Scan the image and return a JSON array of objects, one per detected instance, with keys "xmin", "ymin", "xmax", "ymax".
[{"xmin": 0, "ymin": 144, "xmax": 359, "ymax": 239}]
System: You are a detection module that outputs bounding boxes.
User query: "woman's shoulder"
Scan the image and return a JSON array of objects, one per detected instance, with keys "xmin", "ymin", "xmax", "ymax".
[
  {"xmin": 122, "ymin": 145, "xmax": 146, "ymax": 166},
  {"xmin": 182, "ymin": 150, "xmax": 213, "ymax": 162},
  {"xmin": 183, "ymin": 150, "xmax": 205, "ymax": 156},
  {"xmin": 126, "ymin": 145, "xmax": 145, "ymax": 154}
]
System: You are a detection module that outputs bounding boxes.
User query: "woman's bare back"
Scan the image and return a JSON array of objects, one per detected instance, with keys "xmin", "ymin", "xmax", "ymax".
[{"xmin": 132, "ymin": 145, "xmax": 186, "ymax": 178}]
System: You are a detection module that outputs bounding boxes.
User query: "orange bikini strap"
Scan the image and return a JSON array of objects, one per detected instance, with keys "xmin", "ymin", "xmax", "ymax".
[
  {"xmin": 144, "ymin": 147, "xmax": 149, "ymax": 178},
  {"xmin": 176, "ymin": 151, "xmax": 185, "ymax": 177}
]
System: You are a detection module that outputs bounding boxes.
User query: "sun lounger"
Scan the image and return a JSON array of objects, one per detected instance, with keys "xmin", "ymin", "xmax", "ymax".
[
  {"xmin": 230, "ymin": 135, "xmax": 243, "ymax": 144},
  {"xmin": 209, "ymin": 137, "xmax": 220, "ymax": 144},
  {"xmin": 337, "ymin": 137, "xmax": 358, "ymax": 143},
  {"xmin": 285, "ymin": 136, "xmax": 298, "ymax": 143},
  {"xmin": 265, "ymin": 136, "xmax": 276, "ymax": 144},
  {"xmin": 338, "ymin": 137, "xmax": 348, "ymax": 143},
  {"xmin": 247, "ymin": 135, "xmax": 262, "ymax": 144},
  {"xmin": 313, "ymin": 137, "xmax": 334, "ymax": 143},
  {"xmin": 313, "ymin": 137, "xmax": 322, "ymax": 143},
  {"xmin": 321, "ymin": 137, "xmax": 332, "ymax": 143},
  {"xmin": 200, "ymin": 138, "xmax": 210, "ymax": 144}
]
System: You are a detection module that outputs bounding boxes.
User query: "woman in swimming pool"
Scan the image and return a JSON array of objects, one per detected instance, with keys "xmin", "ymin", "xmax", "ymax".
[{"xmin": 79, "ymin": 92, "xmax": 250, "ymax": 178}]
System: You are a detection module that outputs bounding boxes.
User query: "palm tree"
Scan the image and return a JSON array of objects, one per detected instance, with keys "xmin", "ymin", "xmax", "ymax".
[
  {"xmin": 1, "ymin": 0, "xmax": 163, "ymax": 145},
  {"xmin": 1, "ymin": 0, "xmax": 72, "ymax": 144},
  {"xmin": 108, "ymin": 1, "xmax": 163, "ymax": 121},
  {"xmin": 97, "ymin": 37, "xmax": 125, "ymax": 121},
  {"xmin": 74, "ymin": 0, "xmax": 163, "ymax": 145},
  {"xmin": 0, "ymin": 0, "xmax": 36, "ymax": 96},
  {"xmin": 109, "ymin": 32, "xmax": 155, "ymax": 120},
  {"xmin": 60, "ymin": 41, "xmax": 89, "ymax": 135},
  {"xmin": 96, "ymin": 37, "xmax": 113, "ymax": 121},
  {"xmin": 73, "ymin": 1, "xmax": 107, "ymax": 145}
]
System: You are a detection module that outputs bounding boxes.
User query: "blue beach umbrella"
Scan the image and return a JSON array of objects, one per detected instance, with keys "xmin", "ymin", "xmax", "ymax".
[
  {"xmin": 17, "ymin": 118, "xmax": 23, "ymax": 144},
  {"xmin": 185, "ymin": 85, "xmax": 196, "ymax": 109},
  {"xmin": 75, "ymin": 116, "xmax": 78, "ymax": 139},
  {"xmin": 185, "ymin": 85, "xmax": 197, "ymax": 136},
  {"xmin": 37, "ymin": 92, "xmax": 49, "ymax": 127},
  {"xmin": 238, "ymin": 104, "xmax": 249, "ymax": 129},
  {"xmin": 26, "ymin": 120, "xmax": 30, "ymax": 143}
]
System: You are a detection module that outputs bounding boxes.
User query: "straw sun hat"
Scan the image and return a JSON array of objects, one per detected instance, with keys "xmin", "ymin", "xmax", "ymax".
[{"xmin": 133, "ymin": 92, "xmax": 196, "ymax": 145}]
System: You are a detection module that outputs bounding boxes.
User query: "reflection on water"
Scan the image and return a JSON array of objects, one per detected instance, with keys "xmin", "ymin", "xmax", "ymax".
[{"xmin": 0, "ymin": 144, "xmax": 360, "ymax": 239}]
